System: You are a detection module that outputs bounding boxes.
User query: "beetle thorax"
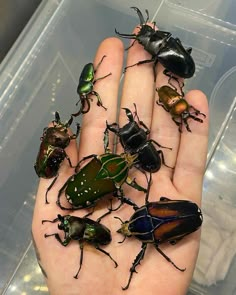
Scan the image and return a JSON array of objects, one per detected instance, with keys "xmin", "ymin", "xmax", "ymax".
[
  {"xmin": 117, "ymin": 222, "xmax": 132, "ymax": 237},
  {"xmin": 171, "ymin": 99, "xmax": 189, "ymax": 115},
  {"xmin": 122, "ymin": 153, "xmax": 138, "ymax": 167}
]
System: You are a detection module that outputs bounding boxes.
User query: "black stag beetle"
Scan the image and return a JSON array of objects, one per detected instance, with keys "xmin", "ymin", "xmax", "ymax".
[
  {"xmin": 106, "ymin": 104, "xmax": 173, "ymax": 173},
  {"xmin": 115, "ymin": 7, "xmax": 195, "ymax": 82}
]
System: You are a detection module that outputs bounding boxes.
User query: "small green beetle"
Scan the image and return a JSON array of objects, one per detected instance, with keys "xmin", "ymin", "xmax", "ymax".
[{"xmin": 72, "ymin": 55, "xmax": 111, "ymax": 116}]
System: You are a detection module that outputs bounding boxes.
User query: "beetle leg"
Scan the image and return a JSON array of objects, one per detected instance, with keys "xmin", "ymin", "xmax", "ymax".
[
  {"xmin": 122, "ymin": 197, "xmax": 138, "ymax": 210},
  {"xmin": 56, "ymin": 180, "xmax": 75, "ymax": 210},
  {"xmin": 124, "ymin": 57, "xmax": 155, "ymax": 72},
  {"xmin": 70, "ymin": 123, "xmax": 81, "ymax": 140},
  {"xmin": 167, "ymin": 74, "xmax": 185, "ymax": 96},
  {"xmin": 158, "ymin": 150, "xmax": 174, "ymax": 169},
  {"xmin": 96, "ymin": 210, "xmax": 111, "ymax": 223},
  {"xmin": 93, "ymin": 55, "xmax": 111, "ymax": 82},
  {"xmin": 90, "ymin": 91, "xmax": 107, "ymax": 110},
  {"xmin": 149, "ymin": 139, "xmax": 172, "ymax": 151},
  {"xmin": 71, "ymin": 109, "xmax": 82, "ymax": 117},
  {"xmin": 116, "ymin": 190, "xmax": 139, "ymax": 211},
  {"xmin": 45, "ymin": 175, "xmax": 59, "ymax": 204},
  {"xmin": 83, "ymin": 206, "xmax": 96, "ymax": 219},
  {"xmin": 94, "ymin": 55, "xmax": 106, "ymax": 72},
  {"xmin": 133, "ymin": 104, "xmax": 150, "ymax": 135},
  {"xmin": 164, "ymin": 70, "xmax": 185, "ymax": 94},
  {"xmin": 63, "ymin": 115, "xmax": 73, "ymax": 128},
  {"xmin": 96, "ymin": 199, "xmax": 116, "ymax": 222},
  {"xmin": 183, "ymin": 113, "xmax": 205, "ymax": 133},
  {"xmin": 75, "ymin": 154, "xmax": 97, "ymax": 172},
  {"xmin": 144, "ymin": 173, "xmax": 152, "ymax": 204},
  {"xmin": 94, "ymin": 245, "xmax": 118, "ymax": 268},
  {"xmin": 189, "ymin": 105, "xmax": 206, "ymax": 118},
  {"xmin": 103, "ymin": 125, "xmax": 111, "ymax": 152},
  {"xmin": 183, "ymin": 117, "xmax": 192, "ymax": 132},
  {"xmin": 171, "ymin": 117, "xmax": 183, "ymax": 132},
  {"xmin": 125, "ymin": 39, "xmax": 137, "ymax": 51},
  {"xmin": 74, "ymin": 242, "xmax": 84, "ymax": 279},
  {"xmin": 93, "ymin": 72, "xmax": 112, "ymax": 84},
  {"xmin": 72, "ymin": 97, "xmax": 90, "ymax": 117},
  {"xmin": 44, "ymin": 233, "xmax": 71, "ymax": 247},
  {"xmin": 123, "ymin": 243, "xmax": 147, "ymax": 290},
  {"xmin": 126, "ymin": 177, "xmax": 147, "ymax": 193},
  {"xmin": 154, "ymin": 244, "xmax": 186, "ymax": 272},
  {"xmin": 106, "ymin": 121, "xmax": 120, "ymax": 134},
  {"xmin": 153, "ymin": 59, "xmax": 159, "ymax": 81},
  {"xmin": 137, "ymin": 119, "xmax": 150, "ymax": 135},
  {"xmin": 189, "ymin": 114, "xmax": 205, "ymax": 123},
  {"xmin": 65, "ymin": 154, "xmax": 75, "ymax": 168},
  {"xmin": 81, "ymin": 99, "xmax": 92, "ymax": 114},
  {"xmin": 42, "ymin": 216, "xmax": 59, "ymax": 224}
]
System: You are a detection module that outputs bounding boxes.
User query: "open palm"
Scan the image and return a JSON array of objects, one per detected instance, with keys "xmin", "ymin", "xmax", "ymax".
[{"xmin": 32, "ymin": 33, "xmax": 208, "ymax": 295}]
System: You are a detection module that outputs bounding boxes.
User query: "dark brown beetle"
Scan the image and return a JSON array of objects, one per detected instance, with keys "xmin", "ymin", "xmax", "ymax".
[{"xmin": 34, "ymin": 112, "xmax": 80, "ymax": 203}]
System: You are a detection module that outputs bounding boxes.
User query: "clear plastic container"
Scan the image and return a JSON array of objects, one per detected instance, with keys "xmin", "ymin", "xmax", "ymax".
[{"xmin": 0, "ymin": 0, "xmax": 235, "ymax": 294}]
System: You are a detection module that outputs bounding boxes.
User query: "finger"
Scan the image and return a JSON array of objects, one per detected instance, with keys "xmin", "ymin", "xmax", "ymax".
[
  {"xmin": 78, "ymin": 37, "xmax": 124, "ymax": 159},
  {"xmin": 173, "ymin": 90, "xmax": 209, "ymax": 204},
  {"xmin": 151, "ymin": 64, "xmax": 184, "ymax": 180},
  {"xmin": 116, "ymin": 26, "xmax": 155, "ymax": 154}
]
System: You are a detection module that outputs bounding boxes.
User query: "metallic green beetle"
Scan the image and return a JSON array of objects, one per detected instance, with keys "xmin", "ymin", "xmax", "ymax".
[
  {"xmin": 56, "ymin": 129, "xmax": 146, "ymax": 211},
  {"xmin": 42, "ymin": 213, "xmax": 118, "ymax": 279},
  {"xmin": 72, "ymin": 55, "xmax": 111, "ymax": 116}
]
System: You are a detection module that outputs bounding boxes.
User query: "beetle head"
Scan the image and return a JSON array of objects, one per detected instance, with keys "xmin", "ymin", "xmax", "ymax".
[
  {"xmin": 115, "ymin": 216, "xmax": 132, "ymax": 242},
  {"xmin": 57, "ymin": 214, "xmax": 71, "ymax": 232},
  {"xmin": 136, "ymin": 24, "xmax": 154, "ymax": 46}
]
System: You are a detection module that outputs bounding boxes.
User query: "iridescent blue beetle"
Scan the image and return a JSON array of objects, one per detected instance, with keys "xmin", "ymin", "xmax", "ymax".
[{"xmin": 116, "ymin": 177, "xmax": 203, "ymax": 290}]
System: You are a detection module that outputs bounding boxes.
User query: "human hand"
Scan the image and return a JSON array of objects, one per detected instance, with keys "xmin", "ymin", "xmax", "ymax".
[{"xmin": 32, "ymin": 31, "xmax": 209, "ymax": 295}]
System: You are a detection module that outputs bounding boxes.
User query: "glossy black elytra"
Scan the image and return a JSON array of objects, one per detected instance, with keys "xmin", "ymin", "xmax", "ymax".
[
  {"xmin": 115, "ymin": 7, "xmax": 195, "ymax": 82},
  {"xmin": 106, "ymin": 104, "xmax": 172, "ymax": 173}
]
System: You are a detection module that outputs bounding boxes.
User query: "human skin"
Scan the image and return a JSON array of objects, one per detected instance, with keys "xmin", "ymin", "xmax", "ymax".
[{"xmin": 32, "ymin": 31, "xmax": 209, "ymax": 295}]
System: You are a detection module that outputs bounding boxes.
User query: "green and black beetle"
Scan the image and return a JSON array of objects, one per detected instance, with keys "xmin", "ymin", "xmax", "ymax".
[
  {"xmin": 42, "ymin": 213, "xmax": 118, "ymax": 278},
  {"xmin": 72, "ymin": 55, "xmax": 111, "ymax": 116},
  {"xmin": 56, "ymin": 128, "xmax": 146, "ymax": 211}
]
